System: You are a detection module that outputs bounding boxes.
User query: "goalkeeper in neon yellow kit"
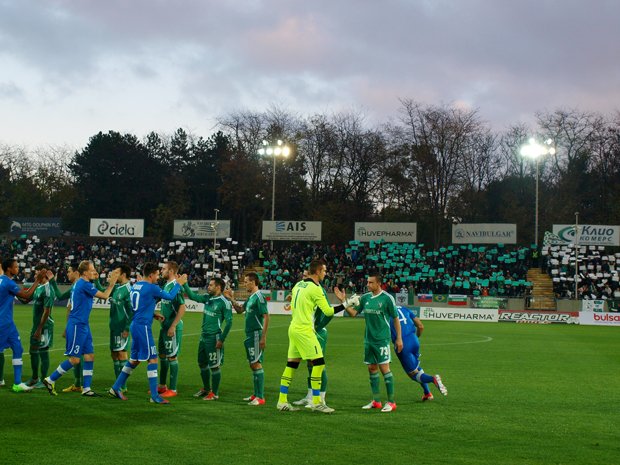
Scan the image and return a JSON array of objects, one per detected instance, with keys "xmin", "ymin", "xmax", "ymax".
[{"xmin": 277, "ymin": 259, "xmax": 357, "ymax": 414}]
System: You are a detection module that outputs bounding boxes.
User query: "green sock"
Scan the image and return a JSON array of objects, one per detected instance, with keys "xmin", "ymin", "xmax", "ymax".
[
  {"xmin": 253, "ymin": 368, "xmax": 265, "ymax": 399},
  {"xmin": 169, "ymin": 360, "xmax": 179, "ymax": 391},
  {"xmin": 370, "ymin": 372, "xmax": 381, "ymax": 402},
  {"xmin": 113, "ymin": 360, "xmax": 121, "ymax": 379},
  {"xmin": 0, "ymin": 352, "xmax": 5, "ymax": 381},
  {"xmin": 40, "ymin": 350, "xmax": 50, "ymax": 379},
  {"xmin": 30, "ymin": 350, "xmax": 40, "ymax": 380},
  {"xmin": 159, "ymin": 358, "xmax": 169, "ymax": 386},
  {"xmin": 211, "ymin": 368, "xmax": 221, "ymax": 395},
  {"xmin": 200, "ymin": 367, "xmax": 211, "ymax": 391},
  {"xmin": 384, "ymin": 371, "xmax": 395, "ymax": 403},
  {"xmin": 321, "ymin": 369, "xmax": 328, "ymax": 393},
  {"xmin": 306, "ymin": 365, "xmax": 312, "ymax": 389},
  {"xmin": 74, "ymin": 361, "xmax": 82, "ymax": 387}
]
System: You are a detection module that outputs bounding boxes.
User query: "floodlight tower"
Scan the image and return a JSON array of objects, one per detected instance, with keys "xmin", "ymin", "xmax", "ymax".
[
  {"xmin": 520, "ymin": 138, "xmax": 556, "ymax": 246},
  {"xmin": 258, "ymin": 140, "xmax": 291, "ymax": 249}
]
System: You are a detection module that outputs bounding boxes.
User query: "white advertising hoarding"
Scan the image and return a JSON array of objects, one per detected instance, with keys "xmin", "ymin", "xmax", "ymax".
[
  {"xmin": 452, "ymin": 223, "xmax": 517, "ymax": 244},
  {"xmin": 262, "ymin": 221, "xmax": 322, "ymax": 241},
  {"xmin": 579, "ymin": 312, "xmax": 620, "ymax": 326},
  {"xmin": 354, "ymin": 222, "xmax": 417, "ymax": 243},
  {"xmin": 552, "ymin": 224, "xmax": 620, "ymax": 246},
  {"xmin": 173, "ymin": 219, "xmax": 231, "ymax": 239},
  {"xmin": 89, "ymin": 218, "xmax": 144, "ymax": 238},
  {"xmin": 419, "ymin": 306, "xmax": 499, "ymax": 322}
]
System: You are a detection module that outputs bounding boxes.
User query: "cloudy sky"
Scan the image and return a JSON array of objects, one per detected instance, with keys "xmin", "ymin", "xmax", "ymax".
[{"xmin": 1, "ymin": 0, "xmax": 619, "ymax": 148}]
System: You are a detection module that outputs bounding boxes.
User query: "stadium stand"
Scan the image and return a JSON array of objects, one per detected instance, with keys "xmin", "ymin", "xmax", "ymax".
[{"xmin": 543, "ymin": 244, "xmax": 620, "ymax": 300}]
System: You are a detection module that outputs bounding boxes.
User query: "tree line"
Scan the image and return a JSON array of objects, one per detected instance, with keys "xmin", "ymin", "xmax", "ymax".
[{"xmin": 1, "ymin": 102, "xmax": 619, "ymax": 246}]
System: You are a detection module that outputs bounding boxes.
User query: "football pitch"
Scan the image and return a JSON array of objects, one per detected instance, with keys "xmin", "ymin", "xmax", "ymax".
[{"xmin": 2, "ymin": 306, "xmax": 619, "ymax": 465}]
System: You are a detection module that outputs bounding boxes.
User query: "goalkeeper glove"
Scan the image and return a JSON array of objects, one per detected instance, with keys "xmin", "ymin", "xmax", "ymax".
[{"xmin": 344, "ymin": 294, "xmax": 360, "ymax": 308}]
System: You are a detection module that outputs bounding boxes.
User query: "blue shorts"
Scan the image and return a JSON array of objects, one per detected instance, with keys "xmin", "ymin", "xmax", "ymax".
[
  {"xmin": 130, "ymin": 323, "xmax": 157, "ymax": 362},
  {"xmin": 396, "ymin": 337, "xmax": 421, "ymax": 374},
  {"xmin": 65, "ymin": 322, "xmax": 94, "ymax": 356},
  {"xmin": 0, "ymin": 322, "xmax": 23, "ymax": 357}
]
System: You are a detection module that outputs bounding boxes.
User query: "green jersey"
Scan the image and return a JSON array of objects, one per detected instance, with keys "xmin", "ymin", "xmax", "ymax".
[
  {"xmin": 182, "ymin": 284, "xmax": 233, "ymax": 340},
  {"xmin": 355, "ymin": 291, "xmax": 398, "ymax": 343},
  {"xmin": 32, "ymin": 282, "xmax": 55, "ymax": 328},
  {"xmin": 201, "ymin": 295, "xmax": 233, "ymax": 339},
  {"xmin": 160, "ymin": 280, "xmax": 185, "ymax": 330},
  {"xmin": 314, "ymin": 287, "xmax": 333, "ymax": 332},
  {"xmin": 109, "ymin": 282, "xmax": 133, "ymax": 331},
  {"xmin": 243, "ymin": 290, "xmax": 268, "ymax": 334},
  {"xmin": 290, "ymin": 279, "xmax": 334, "ymax": 332}
]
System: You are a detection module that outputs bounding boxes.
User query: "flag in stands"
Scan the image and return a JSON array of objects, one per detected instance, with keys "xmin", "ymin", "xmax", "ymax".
[
  {"xmin": 433, "ymin": 294, "xmax": 447, "ymax": 303},
  {"xmin": 417, "ymin": 293, "xmax": 433, "ymax": 303},
  {"xmin": 448, "ymin": 294, "xmax": 468, "ymax": 306}
]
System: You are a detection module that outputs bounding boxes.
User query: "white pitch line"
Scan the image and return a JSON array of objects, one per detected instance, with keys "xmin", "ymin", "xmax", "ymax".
[{"xmin": 22, "ymin": 324, "xmax": 290, "ymax": 356}]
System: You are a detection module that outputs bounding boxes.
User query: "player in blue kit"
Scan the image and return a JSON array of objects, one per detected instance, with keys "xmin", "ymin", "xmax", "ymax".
[
  {"xmin": 390, "ymin": 306, "xmax": 447, "ymax": 401},
  {"xmin": 0, "ymin": 258, "xmax": 47, "ymax": 392},
  {"xmin": 43, "ymin": 261, "xmax": 120, "ymax": 397},
  {"xmin": 108, "ymin": 262, "xmax": 187, "ymax": 404}
]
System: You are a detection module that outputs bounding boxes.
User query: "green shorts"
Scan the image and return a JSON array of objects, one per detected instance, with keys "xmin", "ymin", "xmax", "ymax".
[
  {"xmin": 364, "ymin": 339, "xmax": 391, "ymax": 365},
  {"xmin": 158, "ymin": 326, "xmax": 183, "ymax": 357},
  {"xmin": 244, "ymin": 330, "xmax": 264, "ymax": 364},
  {"xmin": 316, "ymin": 328, "xmax": 328, "ymax": 353},
  {"xmin": 30, "ymin": 319, "xmax": 54, "ymax": 349},
  {"xmin": 110, "ymin": 328, "xmax": 129, "ymax": 352},
  {"xmin": 198, "ymin": 333, "xmax": 224, "ymax": 368},
  {"xmin": 287, "ymin": 326, "xmax": 323, "ymax": 360}
]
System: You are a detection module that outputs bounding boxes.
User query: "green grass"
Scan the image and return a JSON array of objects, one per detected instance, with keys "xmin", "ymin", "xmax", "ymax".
[{"xmin": 2, "ymin": 305, "xmax": 619, "ymax": 465}]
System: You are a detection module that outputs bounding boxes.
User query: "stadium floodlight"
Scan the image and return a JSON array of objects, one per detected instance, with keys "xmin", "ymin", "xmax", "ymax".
[
  {"xmin": 520, "ymin": 138, "xmax": 555, "ymax": 246},
  {"xmin": 258, "ymin": 139, "xmax": 292, "ymax": 249}
]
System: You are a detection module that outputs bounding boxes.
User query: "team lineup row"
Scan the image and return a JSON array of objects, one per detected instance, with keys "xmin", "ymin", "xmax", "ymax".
[{"xmin": 0, "ymin": 257, "xmax": 447, "ymax": 411}]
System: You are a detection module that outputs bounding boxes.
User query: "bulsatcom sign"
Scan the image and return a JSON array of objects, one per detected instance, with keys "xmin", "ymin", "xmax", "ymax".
[
  {"xmin": 262, "ymin": 221, "xmax": 322, "ymax": 241},
  {"xmin": 89, "ymin": 219, "xmax": 144, "ymax": 238},
  {"xmin": 173, "ymin": 220, "xmax": 231, "ymax": 239},
  {"xmin": 354, "ymin": 222, "xmax": 417, "ymax": 243},
  {"xmin": 553, "ymin": 224, "xmax": 620, "ymax": 246},
  {"xmin": 452, "ymin": 223, "xmax": 517, "ymax": 244}
]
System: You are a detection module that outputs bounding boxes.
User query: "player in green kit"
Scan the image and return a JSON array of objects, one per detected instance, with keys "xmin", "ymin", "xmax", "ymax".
[
  {"xmin": 337, "ymin": 272, "xmax": 403, "ymax": 413},
  {"xmin": 109, "ymin": 264, "xmax": 133, "ymax": 392},
  {"xmin": 183, "ymin": 277, "xmax": 232, "ymax": 400},
  {"xmin": 157, "ymin": 261, "xmax": 186, "ymax": 398},
  {"xmin": 226, "ymin": 272, "xmax": 269, "ymax": 406},
  {"xmin": 26, "ymin": 265, "xmax": 55, "ymax": 389}
]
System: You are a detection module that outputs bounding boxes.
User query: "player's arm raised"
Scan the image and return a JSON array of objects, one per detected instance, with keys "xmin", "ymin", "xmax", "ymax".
[
  {"xmin": 224, "ymin": 288, "xmax": 244, "ymax": 314},
  {"xmin": 334, "ymin": 286, "xmax": 360, "ymax": 316},
  {"xmin": 94, "ymin": 268, "xmax": 120, "ymax": 300},
  {"xmin": 182, "ymin": 280, "xmax": 209, "ymax": 303},
  {"xmin": 15, "ymin": 268, "xmax": 46, "ymax": 302}
]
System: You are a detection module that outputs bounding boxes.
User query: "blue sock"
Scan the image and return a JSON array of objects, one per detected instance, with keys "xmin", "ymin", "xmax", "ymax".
[
  {"xmin": 147, "ymin": 363, "xmax": 158, "ymax": 399},
  {"xmin": 12, "ymin": 358, "xmax": 23, "ymax": 384},
  {"xmin": 415, "ymin": 371, "xmax": 435, "ymax": 385},
  {"xmin": 421, "ymin": 383, "xmax": 431, "ymax": 395},
  {"xmin": 50, "ymin": 359, "xmax": 74, "ymax": 382},
  {"xmin": 113, "ymin": 362, "xmax": 134, "ymax": 391},
  {"xmin": 82, "ymin": 360, "xmax": 94, "ymax": 390}
]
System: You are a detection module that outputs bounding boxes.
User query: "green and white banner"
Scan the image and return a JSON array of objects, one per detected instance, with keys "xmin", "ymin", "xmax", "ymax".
[{"xmin": 553, "ymin": 224, "xmax": 620, "ymax": 246}]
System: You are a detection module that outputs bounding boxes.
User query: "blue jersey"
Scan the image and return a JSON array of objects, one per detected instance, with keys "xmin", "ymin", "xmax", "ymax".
[
  {"xmin": 130, "ymin": 281, "xmax": 181, "ymax": 326},
  {"xmin": 390, "ymin": 306, "xmax": 419, "ymax": 344},
  {"xmin": 68, "ymin": 278, "xmax": 99, "ymax": 325},
  {"xmin": 0, "ymin": 275, "xmax": 21, "ymax": 327}
]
